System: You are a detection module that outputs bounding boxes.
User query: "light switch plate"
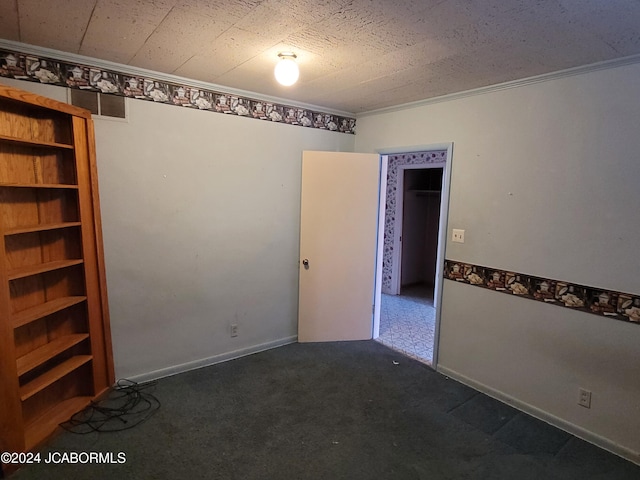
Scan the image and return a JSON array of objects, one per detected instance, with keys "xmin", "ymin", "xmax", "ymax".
[{"xmin": 452, "ymin": 229, "xmax": 465, "ymax": 243}]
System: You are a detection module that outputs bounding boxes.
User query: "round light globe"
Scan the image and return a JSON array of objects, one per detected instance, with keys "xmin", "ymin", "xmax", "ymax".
[{"xmin": 274, "ymin": 58, "xmax": 299, "ymax": 86}]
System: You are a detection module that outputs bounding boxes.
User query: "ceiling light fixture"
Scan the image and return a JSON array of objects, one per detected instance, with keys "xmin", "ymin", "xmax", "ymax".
[{"xmin": 274, "ymin": 52, "xmax": 299, "ymax": 86}]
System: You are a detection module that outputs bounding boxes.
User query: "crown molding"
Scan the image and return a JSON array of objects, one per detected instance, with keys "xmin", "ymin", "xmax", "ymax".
[
  {"xmin": 358, "ymin": 53, "xmax": 640, "ymax": 117},
  {"xmin": 0, "ymin": 39, "xmax": 356, "ymax": 118}
]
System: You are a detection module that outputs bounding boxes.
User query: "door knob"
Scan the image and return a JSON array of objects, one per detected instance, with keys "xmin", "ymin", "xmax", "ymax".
[{"xmin": 302, "ymin": 259, "xmax": 309, "ymax": 269}]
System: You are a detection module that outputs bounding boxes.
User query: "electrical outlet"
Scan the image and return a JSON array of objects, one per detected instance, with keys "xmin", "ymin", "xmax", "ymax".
[
  {"xmin": 578, "ymin": 388, "xmax": 591, "ymax": 408},
  {"xmin": 230, "ymin": 324, "xmax": 239, "ymax": 337},
  {"xmin": 452, "ymin": 229, "xmax": 465, "ymax": 243}
]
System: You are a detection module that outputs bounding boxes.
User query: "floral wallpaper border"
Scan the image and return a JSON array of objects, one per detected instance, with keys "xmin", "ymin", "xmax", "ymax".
[
  {"xmin": 444, "ymin": 259, "xmax": 640, "ymax": 325},
  {"xmin": 0, "ymin": 48, "xmax": 356, "ymax": 134}
]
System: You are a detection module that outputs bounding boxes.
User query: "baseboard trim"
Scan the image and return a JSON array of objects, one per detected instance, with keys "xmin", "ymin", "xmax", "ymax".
[
  {"xmin": 437, "ymin": 365, "xmax": 640, "ymax": 466},
  {"xmin": 124, "ymin": 335, "xmax": 298, "ymax": 384}
]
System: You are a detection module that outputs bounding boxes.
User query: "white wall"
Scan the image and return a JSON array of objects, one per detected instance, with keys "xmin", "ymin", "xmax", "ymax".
[
  {"xmin": 1, "ymin": 78, "xmax": 355, "ymax": 380},
  {"xmin": 354, "ymin": 63, "xmax": 640, "ymax": 461},
  {"xmin": 1, "ymin": 78, "xmax": 68, "ymax": 102}
]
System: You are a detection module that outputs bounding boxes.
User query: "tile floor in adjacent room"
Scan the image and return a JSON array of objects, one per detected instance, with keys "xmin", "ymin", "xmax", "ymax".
[{"xmin": 376, "ymin": 283, "xmax": 436, "ymax": 366}]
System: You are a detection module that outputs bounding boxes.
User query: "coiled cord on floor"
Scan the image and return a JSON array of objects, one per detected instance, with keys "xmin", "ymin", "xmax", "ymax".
[{"xmin": 60, "ymin": 379, "xmax": 161, "ymax": 434}]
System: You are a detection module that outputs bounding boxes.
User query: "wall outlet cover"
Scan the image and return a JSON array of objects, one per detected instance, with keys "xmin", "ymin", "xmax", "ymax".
[
  {"xmin": 452, "ymin": 229, "xmax": 465, "ymax": 243},
  {"xmin": 578, "ymin": 388, "xmax": 592, "ymax": 408}
]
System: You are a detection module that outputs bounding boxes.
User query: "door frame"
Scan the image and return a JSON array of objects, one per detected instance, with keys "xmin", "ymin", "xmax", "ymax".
[
  {"xmin": 373, "ymin": 143, "xmax": 453, "ymax": 369},
  {"xmin": 391, "ymin": 163, "xmax": 445, "ymax": 295}
]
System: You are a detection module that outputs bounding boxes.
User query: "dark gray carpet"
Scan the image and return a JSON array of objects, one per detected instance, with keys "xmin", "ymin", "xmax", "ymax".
[{"xmin": 8, "ymin": 341, "xmax": 640, "ymax": 479}]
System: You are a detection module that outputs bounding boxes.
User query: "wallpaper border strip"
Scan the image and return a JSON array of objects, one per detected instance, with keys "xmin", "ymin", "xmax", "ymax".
[
  {"xmin": 444, "ymin": 260, "xmax": 640, "ymax": 325},
  {"xmin": 0, "ymin": 48, "xmax": 356, "ymax": 134}
]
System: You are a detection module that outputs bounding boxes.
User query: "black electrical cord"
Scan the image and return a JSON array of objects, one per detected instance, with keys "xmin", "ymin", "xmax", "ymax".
[{"xmin": 59, "ymin": 379, "xmax": 160, "ymax": 434}]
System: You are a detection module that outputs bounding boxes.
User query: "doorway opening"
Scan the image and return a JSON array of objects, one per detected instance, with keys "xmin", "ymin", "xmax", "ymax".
[{"xmin": 373, "ymin": 150, "xmax": 449, "ymax": 367}]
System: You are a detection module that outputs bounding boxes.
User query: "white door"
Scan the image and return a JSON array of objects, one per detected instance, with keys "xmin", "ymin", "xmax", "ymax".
[{"xmin": 298, "ymin": 151, "xmax": 380, "ymax": 342}]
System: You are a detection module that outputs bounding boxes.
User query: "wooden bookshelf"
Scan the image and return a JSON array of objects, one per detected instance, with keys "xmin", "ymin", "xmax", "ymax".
[
  {"xmin": 24, "ymin": 396, "xmax": 93, "ymax": 450},
  {"xmin": 20, "ymin": 355, "xmax": 93, "ymax": 401},
  {"xmin": 0, "ymin": 83, "xmax": 113, "ymax": 466},
  {"xmin": 7, "ymin": 259, "xmax": 84, "ymax": 281},
  {"xmin": 4, "ymin": 222, "xmax": 82, "ymax": 236},
  {"xmin": 12, "ymin": 296, "xmax": 87, "ymax": 329},
  {"xmin": 0, "ymin": 183, "xmax": 79, "ymax": 189},
  {"xmin": 0, "ymin": 133, "xmax": 75, "ymax": 150},
  {"xmin": 16, "ymin": 334, "xmax": 90, "ymax": 376}
]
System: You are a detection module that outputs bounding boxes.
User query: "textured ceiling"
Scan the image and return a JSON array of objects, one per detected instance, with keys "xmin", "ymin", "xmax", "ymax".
[{"xmin": 1, "ymin": 0, "xmax": 640, "ymax": 113}]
